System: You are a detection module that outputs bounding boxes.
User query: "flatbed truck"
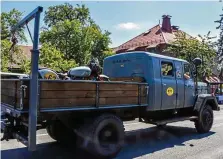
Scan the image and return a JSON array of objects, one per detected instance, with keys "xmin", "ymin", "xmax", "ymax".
[{"xmin": 0, "ymin": 6, "xmax": 220, "ymax": 159}]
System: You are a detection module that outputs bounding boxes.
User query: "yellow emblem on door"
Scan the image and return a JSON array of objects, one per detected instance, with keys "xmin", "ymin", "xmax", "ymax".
[{"xmin": 166, "ymin": 87, "xmax": 174, "ymax": 96}]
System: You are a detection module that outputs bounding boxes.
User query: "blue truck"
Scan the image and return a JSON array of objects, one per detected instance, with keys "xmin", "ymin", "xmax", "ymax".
[
  {"xmin": 1, "ymin": 51, "xmax": 220, "ymax": 158},
  {"xmin": 0, "ymin": 6, "xmax": 220, "ymax": 159}
]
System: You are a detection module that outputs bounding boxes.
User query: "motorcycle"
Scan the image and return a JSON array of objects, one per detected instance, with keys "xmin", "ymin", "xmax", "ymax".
[
  {"xmin": 67, "ymin": 58, "xmax": 109, "ymax": 81},
  {"xmin": 38, "ymin": 58, "xmax": 109, "ymax": 81}
]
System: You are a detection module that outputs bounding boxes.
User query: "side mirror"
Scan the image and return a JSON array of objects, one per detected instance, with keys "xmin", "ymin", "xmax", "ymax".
[{"xmin": 193, "ymin": 57, "xmax": 202, "ymax": 66}]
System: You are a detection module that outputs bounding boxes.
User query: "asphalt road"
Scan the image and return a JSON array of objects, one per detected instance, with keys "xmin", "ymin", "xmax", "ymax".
[{"xmin": 1, "ymin": 106, "xmax": 223, "ymax": 159}]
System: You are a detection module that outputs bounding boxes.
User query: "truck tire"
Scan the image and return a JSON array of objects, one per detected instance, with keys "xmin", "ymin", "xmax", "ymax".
[
  {"xmin": 46, "ymin": 120, "xmax": 76, "ymax": 143},
  {"xmin": 77, "ymin": 114, "xmax": 125, "ymax": 158},
  {"xmin": 195, "ymin": 105, "xmax": 213, "ymax": 133}
]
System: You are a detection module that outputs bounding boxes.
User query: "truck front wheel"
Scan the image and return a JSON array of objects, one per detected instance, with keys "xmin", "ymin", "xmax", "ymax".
[
  {"xmin": 77, "ymin": 114, "xmax": 125, "ymax": 158},
  {"xmin": 195, "ymin": 105, "xmax": 213, "ymax": 133}
]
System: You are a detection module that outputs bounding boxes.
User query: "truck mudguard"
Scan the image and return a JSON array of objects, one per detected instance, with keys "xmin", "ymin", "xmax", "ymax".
[{"xmin": 194, "ymin": 94, "xmax": 220, "ymax": 112}]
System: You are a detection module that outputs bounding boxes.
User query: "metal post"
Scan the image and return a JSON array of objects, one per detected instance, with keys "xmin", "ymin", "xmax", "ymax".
[
  {"xmin": 28, "ymin": 10, "xmax": 41, "ymax": 151},
  {"xmin": 10, "ymin": 6, "xmax": 43, "ymax": 151}
]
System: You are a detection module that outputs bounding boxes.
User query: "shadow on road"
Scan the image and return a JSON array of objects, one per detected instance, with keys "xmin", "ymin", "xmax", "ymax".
[
  {"xmin": 1, "ymin": 125, "xmax": 215, "ymax": 159},
  {"xmin": 117, "ymin": 125, "xmax": 215, "ymax": 158},
  {"xmin": 1, "ymin": 141, "xmax": 91, "ymax": 159}
]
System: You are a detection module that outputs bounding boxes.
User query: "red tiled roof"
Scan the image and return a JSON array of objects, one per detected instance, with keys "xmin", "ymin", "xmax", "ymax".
[
  {"xmin": 19, "ymin": 45, "xmax": 33, "ymax": 59},
  {"xmin": 115, "ymin": 24, "xmax": 190, "ymax": 53},
  {"xmin": 116, "ymin": 25, "xmax": 164, "ymax": 50}
]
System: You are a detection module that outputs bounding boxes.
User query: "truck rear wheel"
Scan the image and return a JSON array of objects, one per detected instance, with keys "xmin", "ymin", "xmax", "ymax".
[
  {"xmin": 77, "ymin": 114, "xmax": 125, "ymax": 158},
  {"xmin": 195, "ymin": 105, "xmax": 213, "ymax": 133},
  {"xmin": 46, "ymin": 120, "xmax": 76, "ymax": 143}
]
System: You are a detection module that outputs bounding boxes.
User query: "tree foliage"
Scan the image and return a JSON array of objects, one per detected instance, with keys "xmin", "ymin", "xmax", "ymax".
[
  {"xmin": 1, "ymin": 39, "xmax": 30, "ymax": 73},
  {"xmin": 39, "ymin": 43, "xmax": 77, "ymax": 72},
  {"xmin": 1, "ymin": 40, "xmax": 12, "ymax": 72},
  {"xmin": 1, "ymin": 8, "xmax": 26, "ymax": 42},
  {"xmin": 214, "ymin": 7, "xmax": 223, "ymax": 79},
  {"xmin": 19, "ymin": 55, "xmax": 31, "ymax": 74},
  {"xmin": 99, "ymin": 49, "xmax": 115, "ymax": 65},
  {"xmin": 1, "ymin": 4, "xmax": 114, "ymax": 74},
  {"xmin": 1, "ymin": 9, "xmax": 29, "ymax": 73},
  {"xmin": 40, "ymin": 3, "xmax": 112, "ymax": 66},
  {"xmin": 165, "ymin": 32, "xmax": 217, "ymax": 78},
  {"xmin": 44, "ymin": 3, "xmax": 92, "ymax": 27}
]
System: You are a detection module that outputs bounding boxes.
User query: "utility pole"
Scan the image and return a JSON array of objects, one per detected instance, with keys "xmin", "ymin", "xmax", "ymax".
[{"xmin": 215, "ymin": 7, "xmax": 223, "ymax": 80}]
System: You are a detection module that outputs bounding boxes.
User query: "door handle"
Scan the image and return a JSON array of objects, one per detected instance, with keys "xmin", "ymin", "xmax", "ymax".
[{"xmin": 162, "ymin": 83, "xmax": 166, "ymax": 86}]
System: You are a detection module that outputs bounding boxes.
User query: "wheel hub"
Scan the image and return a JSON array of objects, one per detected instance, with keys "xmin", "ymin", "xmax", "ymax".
[
  {"xmin": 98, "ymin": 124, "xmax": 119, "ymax": 149},
  {"xmin": 104, "ymin": 130, "xmax": 112, "ymax": 137}
]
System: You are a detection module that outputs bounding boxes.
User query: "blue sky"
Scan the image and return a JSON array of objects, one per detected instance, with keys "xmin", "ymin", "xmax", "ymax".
[{"xmin": 1, "ymin": 1, "xmax": 222, "ymax": 47}]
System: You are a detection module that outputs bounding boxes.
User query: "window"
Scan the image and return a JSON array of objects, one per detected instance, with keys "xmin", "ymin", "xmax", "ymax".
[
  {"xmin": 184, "ymin": 64, "xmax": 191, "ymax": 80},
  {"xmin": 161, "ymin": 61, "xmax": 174, "ymax": 77}
]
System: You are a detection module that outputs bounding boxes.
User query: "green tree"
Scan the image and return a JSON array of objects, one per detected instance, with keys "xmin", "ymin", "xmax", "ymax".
[
  {"xmin": 99, "ymin": 49, "xmax": 115, "ymax": 65},
  {"xmin": 1, "ymin": 8, "xmax": 26, "ymax": 42},
  {"xmin": 1, "ymin": 39, "xmax": 30, "ymax": 73},
  {"xmin": 40, "ymin": 3, "xmax": 111, "ymax": 66},
  {"xmin": 19, "ymin": 56, "xmax": 31, "ymax": 74},
  {"xmin": 1, "ymin": 9, "xmax": 29, "ymax": 73},
  {"xmin": 165, "ymin": 32, "xmax": 217, "ymax": 78},
  {"xmin": 1, "ymin": 40, "xmax": 11, "ymax": 72},
  {"xmin": 39, "ymin": 43, "xmax": 77, "ymax": 72},
  {"xmin": 43, "ymin": 3, "xmax": 91, "ymax": 27},
  {"xmin": 90, "ymin": 26, "xmax": 112, "ymax": 64}
]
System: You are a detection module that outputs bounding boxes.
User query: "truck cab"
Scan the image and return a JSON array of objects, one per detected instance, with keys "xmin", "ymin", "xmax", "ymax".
[
  {"xmin": 103, "ymin": 51, "xmax": 196, "ymax": 111},
  {"xmin": 103, "ymin": 51, "xmax": 219, "ymax": 115}
]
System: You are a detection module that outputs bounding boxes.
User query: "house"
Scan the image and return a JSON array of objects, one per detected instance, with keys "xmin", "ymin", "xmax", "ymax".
[
  {"xmin": 19, "ymin": 45, "xmax": 32, "ymax": 59},
  {"xmin": 113, "ymin": 15, "xmax": 220, "ymax": 82},
  {"xmin": 7, "ymin": 45, "xmax": 37, "ymax": 73},
  {"xmin": 114, "ymin": 15, "xmax": 191, "ymax": 56}
]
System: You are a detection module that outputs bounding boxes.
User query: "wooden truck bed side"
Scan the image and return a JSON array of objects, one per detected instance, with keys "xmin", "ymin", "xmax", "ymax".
[
  {"xmin": 1, "ymin": 80, "xmax": 22, "ymax": 109},
  {"xmin": 1, "ymin": 79, "xmax": 148, "ymax": 112}
]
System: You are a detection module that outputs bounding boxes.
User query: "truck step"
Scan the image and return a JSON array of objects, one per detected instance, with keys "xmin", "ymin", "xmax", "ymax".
[{"xmin": 145, "ymin": 116, "xmax": 198, "ymax": 125}]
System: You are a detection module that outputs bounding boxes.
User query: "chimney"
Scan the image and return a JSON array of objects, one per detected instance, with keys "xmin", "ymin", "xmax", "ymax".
[{"xmin": 162, "ymin": 15, "xmax": 172, "ymax": 33}]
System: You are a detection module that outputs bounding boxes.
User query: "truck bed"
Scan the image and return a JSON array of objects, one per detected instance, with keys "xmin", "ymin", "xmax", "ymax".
[{"xmin": 1, "ymin": 79, "xmax": 148, "ymax": 114}]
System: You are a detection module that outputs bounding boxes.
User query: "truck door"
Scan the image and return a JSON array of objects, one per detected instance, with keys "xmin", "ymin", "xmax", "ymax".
[
  {"xmin": 175, "ymin": 61, "xmax": 184, "ymax": 108},
  {"xmin": 161, "ymin": 60, "xmax": 177, "ymax": 110},
  {"xmin": 183, "ymin": 63, "xmax": 195, "ymax": 107}
]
